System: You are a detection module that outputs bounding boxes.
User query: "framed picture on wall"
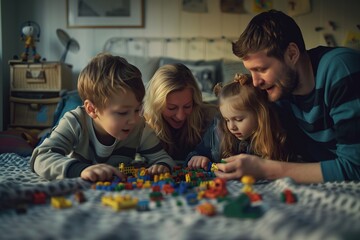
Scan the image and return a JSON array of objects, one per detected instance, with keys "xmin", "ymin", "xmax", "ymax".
[{"xmin": 67, "ymin": 0, "xmax": 144, "ymax": 28}]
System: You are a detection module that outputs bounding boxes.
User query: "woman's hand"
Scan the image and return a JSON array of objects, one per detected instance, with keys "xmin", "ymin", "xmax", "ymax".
[
  {"xmin": 81, "ymin": 164, "xmax": 126, "ymax": 182},
  {"xmin": 187, "ymin": 156, "xmax": 211, "ymax": 170}
]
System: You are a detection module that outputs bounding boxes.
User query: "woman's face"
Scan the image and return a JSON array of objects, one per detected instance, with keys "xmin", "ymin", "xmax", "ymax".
[{"xmin": 162, "ymin": 88, "xmax": 194, "ymax": 129}]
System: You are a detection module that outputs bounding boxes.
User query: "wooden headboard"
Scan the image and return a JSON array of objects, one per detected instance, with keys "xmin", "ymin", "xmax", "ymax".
[{"xmin": 103, "ymin": 36, "xmax": 239, "ymax": 60}]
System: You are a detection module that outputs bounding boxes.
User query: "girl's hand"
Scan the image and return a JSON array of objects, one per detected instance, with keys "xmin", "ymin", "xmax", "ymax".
[
  {"xmin": 81, "ymin": 164, "xmax": 126, "ymax": 182},
  {"xmin": 187, "ymin": 156, "xmax": 211, "ymax": 170},
  {"xmin": 147, "ymin": 164, "xmax": 170, "ymax": 175}
]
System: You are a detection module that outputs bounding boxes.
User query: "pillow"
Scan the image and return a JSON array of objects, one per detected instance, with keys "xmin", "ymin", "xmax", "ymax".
[
  {"xmin": 0, "ymin": 129, "xmax": 39, "ymax": 156},
  {"xmin": 121, "ymin": 55, "xmax": 160, "ymax": 86},
  {"xmin": 37, "ymin": 90, "xmax": 83, "ymax": 146},
  {"xmin": 53, "ymin": 90, "xmax": 83, "ymax": 126},
  {"xmin": 159, "ymin": 57, "xmax": 222, "ymax": 94},
  {"xmin": 221, "ymin": 59, "xmax": 249, "ymax": 84}
]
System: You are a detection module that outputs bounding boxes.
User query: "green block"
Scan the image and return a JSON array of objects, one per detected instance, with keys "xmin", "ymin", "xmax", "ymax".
[{"xmin": 223, "ymin": 194, "xmax": 264, "ymax": 219}]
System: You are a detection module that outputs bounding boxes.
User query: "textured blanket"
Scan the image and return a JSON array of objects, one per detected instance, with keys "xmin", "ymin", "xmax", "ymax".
[{"xmin": 0, "ymin": 153, "xmax": 359, "ymax": 240}]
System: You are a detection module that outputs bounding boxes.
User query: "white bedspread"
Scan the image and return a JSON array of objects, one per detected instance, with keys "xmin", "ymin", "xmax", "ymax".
[{"xmin": 0, "ymin": 153, "xmax": 359, "ymax": 240}]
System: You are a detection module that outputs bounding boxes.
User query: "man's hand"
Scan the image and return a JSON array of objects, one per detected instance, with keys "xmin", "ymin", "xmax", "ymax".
[{"xmin": 215, "ymin": 154, "xmax": 265, "ymax": 180}]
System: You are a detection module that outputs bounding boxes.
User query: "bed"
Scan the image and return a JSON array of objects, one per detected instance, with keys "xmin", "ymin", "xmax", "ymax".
[
  {"xmin": 102, "ymin": 36, "xmax": 250, "ymax": 103},
  {"xmin": 1, "ymin": 37, "xmax": 360, "ymax": 240},
  {"xmin": 0, "ymin": 152, "xmax": 360, "ymax": 240}
]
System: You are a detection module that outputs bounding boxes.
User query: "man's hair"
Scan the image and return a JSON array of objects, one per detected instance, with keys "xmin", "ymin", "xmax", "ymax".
[
  {"xmin": 232, "ymin": 9, "xmax": 306, "ymax": 60},
  {"xmin": 77, "ymin": 53, "xmax": 145, "ymax": 110}
]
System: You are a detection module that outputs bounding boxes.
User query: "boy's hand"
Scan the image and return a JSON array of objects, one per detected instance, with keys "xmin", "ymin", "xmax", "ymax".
[
  {"xmin": 81, "ymin": 164, "xmax": 126, "ymax": 182},
  {"xmin": 147, "ymin": 164, "xmax": 170, "ymax": 175},
  {"xmin": 187, "ymin": 156, "xmax": 210, "ymax": 170}
]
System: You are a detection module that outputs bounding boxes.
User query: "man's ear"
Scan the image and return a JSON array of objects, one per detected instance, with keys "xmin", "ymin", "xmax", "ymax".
[
  {"xmin": 285, "ymin": 42, "xmax": 300, "ymax": 66},
  {"xmin": 84, "ymin": 100, "xmax": 97, "ymax": 119}
]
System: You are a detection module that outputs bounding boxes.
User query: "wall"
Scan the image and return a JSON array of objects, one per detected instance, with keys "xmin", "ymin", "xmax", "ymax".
[
  {"xmin": 1, "ymin": 0, "xmax": 20, "ymax": 131},
  {"xmin": 1, "ymin": 0, "xmax": 360, "ymax": 130},
  {"xmin": 0, "ymin": 0, "xmax": 2, "ymax": 131}
]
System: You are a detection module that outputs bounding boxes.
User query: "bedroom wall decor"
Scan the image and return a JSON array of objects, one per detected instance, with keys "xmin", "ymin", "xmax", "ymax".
[
  {"xmin": 287, "ymin": 0, "xmax": 311, "ymax": 17},
  {"xmin": 182, "ymin": 0, "xmax": 208, "ymax": 13},
  {"xmin": 253, "ymin": 0, "xmax": 273, "ymax": 12},
  {"xmin": 220, "ymin": 0, "xmax": 247, "ymax": 14},
  {"xmin": 67, "ymin": 0, "xmax": 144, "ymax": 28}
]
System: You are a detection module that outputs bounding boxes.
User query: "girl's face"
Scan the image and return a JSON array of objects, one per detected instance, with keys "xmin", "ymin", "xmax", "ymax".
[
  {"xmin": 92, "ymin": 90, "xmax": 142, "ymax": 144},
  {"xmin": 162, "ymin": 88, "xmax": 194, "ymax": 129},
  {"xmin": 220, "ymin": 100, "xmax": 258, "ymax": 141}
]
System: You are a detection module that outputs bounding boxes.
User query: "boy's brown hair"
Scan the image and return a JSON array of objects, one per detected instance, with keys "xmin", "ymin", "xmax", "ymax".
[{"xmin": 77, "ymin": 53, "xmax": 145, "ymax": 110}]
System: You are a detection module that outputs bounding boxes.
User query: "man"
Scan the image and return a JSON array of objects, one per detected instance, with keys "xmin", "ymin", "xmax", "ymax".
[{"xmin": 215, "ymin": 9, "xmax": 360, "ymax": 183}]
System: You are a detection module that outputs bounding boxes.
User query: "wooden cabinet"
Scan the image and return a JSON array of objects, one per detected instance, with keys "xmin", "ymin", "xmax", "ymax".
[{"xmin": 9, "ymin": 61, "xmax": 74, "ymax": 129}]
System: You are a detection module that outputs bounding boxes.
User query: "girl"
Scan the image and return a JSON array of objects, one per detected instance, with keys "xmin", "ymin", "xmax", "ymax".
[{"xmin": 187, "ymin": 73, "xmax": 290, "ymax": 170}]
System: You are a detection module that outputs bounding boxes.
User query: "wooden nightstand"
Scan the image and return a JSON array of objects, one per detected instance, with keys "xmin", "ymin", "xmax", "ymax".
[{"xmin": 9, "ymin": 60, "xmax": 74, "ymax": 129}]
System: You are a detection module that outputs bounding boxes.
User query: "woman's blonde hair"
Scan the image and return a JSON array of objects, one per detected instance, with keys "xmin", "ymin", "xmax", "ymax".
[
  {"xmin": 143, "ymin": 63, "xmax": 207, "ymax": 156},
  {"xmin": 215, "ymin": 73, "xmax": 288, "ymax": 161},
  {"xmin": 77, "ymin": 53, "xmax": 145, "ymax": 111}
]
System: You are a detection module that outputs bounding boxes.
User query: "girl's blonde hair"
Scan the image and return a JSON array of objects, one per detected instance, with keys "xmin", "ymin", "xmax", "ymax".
[
  {"xmin": 77, "ymin": 53, "xmax": 145, "ymax": 111},
  {"xmin": 143, "ymin": 63, "xmax": 208, "ymax": 156},
  {"xmin": 215, "ymin": 73, "xmax": 288, "ymax": 161}
]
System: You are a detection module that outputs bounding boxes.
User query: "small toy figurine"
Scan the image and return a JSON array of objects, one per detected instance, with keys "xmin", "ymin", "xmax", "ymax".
[
  {"xmin": 204, "ymin": 177, "xmax": 228, "ymax": 198},
  {"xmin": 51, "ymin": 196, "xmax": 72, "ymax": 209},
  {"xmin": 280, "ymin": 189, "xmax": 297, "ymax": 204},
  {"xmin": 101, "ymin": 194, "xmax": 138, "ymax": 211},
  {"xmin": 20, "ymin": 21, "xmax": 41, "ymax": 62},
  {"xmin": 223, "ymin": 193, "xmax": 264, "ymax": 219},
  {"xmin": 197, "ymin": 202, "xmax": 216, "ymax": 216},
  {"xmin": 32, "ymin": 192, "xmax": 47, "ymax": 204},
  {"xmin": 241, "ymin": 175, "xmax": 255, "ymax": 193},
  {"xmin": 74, "ymin": 191, "xmax": 86, "ymax": 203},
  {"xmin": 210, "ymin": 163, "xmax": 218, "ymax": 172}
]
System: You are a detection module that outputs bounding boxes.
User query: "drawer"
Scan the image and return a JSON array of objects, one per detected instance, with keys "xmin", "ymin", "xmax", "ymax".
[
  {"xmin": 10, "ymin": 96, "xmax": 61, "ymax": 128},
  {"xmin": 9, "ymin": 61, "xmax": 73, "ymax": 92}
]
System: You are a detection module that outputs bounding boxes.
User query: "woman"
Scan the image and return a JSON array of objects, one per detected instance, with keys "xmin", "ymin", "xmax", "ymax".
[{"xmin": 143, "ymin": 63, "xmax": 219, "ymax": 165}]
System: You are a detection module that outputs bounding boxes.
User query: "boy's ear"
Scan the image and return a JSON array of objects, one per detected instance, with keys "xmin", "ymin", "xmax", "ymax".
[
  {"xmin": 84, "ymin": 100, "xmax": 97, "ymax": 119},
  {"xmin": 285, "ymin": 42, "xmax": 300, "ymax": 66}
]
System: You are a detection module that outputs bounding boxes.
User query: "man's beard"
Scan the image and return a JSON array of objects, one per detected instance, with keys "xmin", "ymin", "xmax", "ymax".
[{"xmin": 277, "ymin": 67, "xmax": 299, "ymax": 99}]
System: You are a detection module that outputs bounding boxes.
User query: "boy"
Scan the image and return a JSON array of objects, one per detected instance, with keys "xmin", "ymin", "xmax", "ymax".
[{"xmin": 30, "ymin": 53, "xmax": 176, "ymax": 181}]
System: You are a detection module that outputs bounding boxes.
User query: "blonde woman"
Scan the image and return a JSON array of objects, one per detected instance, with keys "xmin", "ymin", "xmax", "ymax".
[{"xmin": 143, "ymin": 63, "xmax": 219, "ymax": 165}]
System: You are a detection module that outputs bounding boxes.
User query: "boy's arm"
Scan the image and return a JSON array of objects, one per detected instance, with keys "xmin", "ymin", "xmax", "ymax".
[
  {"xmin": 30, "ymin": 110, "xmax": 88, "ymax": 180},
  {"xmin": 138, "ymin": 124, "xmax": 176, "ymax": 170}
]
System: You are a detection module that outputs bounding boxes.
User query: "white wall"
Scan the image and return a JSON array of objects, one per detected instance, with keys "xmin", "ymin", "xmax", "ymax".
[
  {"xmin": 1, "ymin": 0, "xmax": 20, "ymax": 131},
  {"xmin": 0, "ymin": 0, "xmax": 2, "ymax": 131},
  {"xmin": 8, "ymin": 0, "xmax": 360, "ymax": 74},
  {"xmin": 1, "ymin": 0, "xmax": 360, "ymax": 130}
]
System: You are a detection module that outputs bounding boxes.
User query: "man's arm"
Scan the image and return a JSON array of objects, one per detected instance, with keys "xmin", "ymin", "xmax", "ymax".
[{"xmin": 215, "ymin": 154, "xmax": 324, "ymax": 184}]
